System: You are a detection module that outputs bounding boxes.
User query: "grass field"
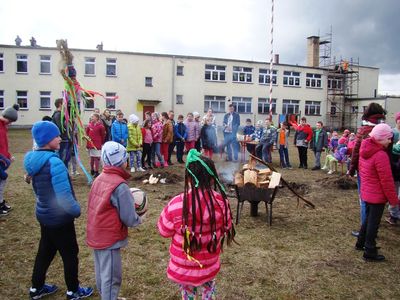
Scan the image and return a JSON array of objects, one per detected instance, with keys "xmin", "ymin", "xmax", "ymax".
[{"xmin": 0, "ymin": 129, "xmax": 399, "ymax": 300}]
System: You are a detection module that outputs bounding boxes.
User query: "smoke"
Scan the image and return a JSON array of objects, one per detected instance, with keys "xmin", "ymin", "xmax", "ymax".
[{"xmin": 215, "ymin": 160, "xmax": 241, "ymax": 184}]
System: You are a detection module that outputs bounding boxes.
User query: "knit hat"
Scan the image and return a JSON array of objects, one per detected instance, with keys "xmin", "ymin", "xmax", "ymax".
[
  {"xmin": 344, "ymin": 129, "xmax": 350, "ymax": 135},
  {"xmin": 395, "ymin": 112, "xmax": 400, "ymax": 122},
  {"xmin": 369, "ymin": 123, "xmax": 393, "ymax": 141},
  {"xmin": 193, "ymin": 111, "xmax": 200, "ymax": 118},
  {"xmin": 32, "ymin": 121, "xmax": 61, "ymax": 147},
  {"xmin": 2, "ymin": 104, "xmax": 19, "ymax": 122},
  {"xmin": 101, "ymin": 141, "xmax": 128, "ymax": 167},
  {"xmin": 128, "ymin": 114, "xmax": 139, "ymax": 124}
]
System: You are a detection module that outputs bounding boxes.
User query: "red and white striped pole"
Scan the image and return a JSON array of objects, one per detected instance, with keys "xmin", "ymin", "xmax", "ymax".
[{"xmin": 269, "ymin": 0, "xmax": 274, "ymax": 120}]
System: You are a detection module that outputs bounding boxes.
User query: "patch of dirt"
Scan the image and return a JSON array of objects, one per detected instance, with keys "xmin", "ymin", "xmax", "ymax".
[
  {"xmin": 316, "ymin": 176, "xmax": 358, "ymax": 190},
  {"xmin": 285, "ymin": 182, "xmax": 310, "ymax": 195},
  {"xmin": 131, "ymin": 171, "xmax": 184, "ymax": 184}
]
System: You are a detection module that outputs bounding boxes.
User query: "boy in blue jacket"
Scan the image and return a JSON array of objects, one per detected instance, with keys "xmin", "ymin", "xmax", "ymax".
[
  {"xmin": 174, "ymin": 114, "xmax": 187, "ymax": 163},
  {"xmin": 24, "ymin": 121, "xmax": 93, "ymax": 300},
  {"xmin": 111, "ymin": 111, "xmax": 128, "ymax": 147}
]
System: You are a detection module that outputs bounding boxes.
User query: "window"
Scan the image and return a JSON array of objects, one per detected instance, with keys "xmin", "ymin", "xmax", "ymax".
[
  {"xmin": 282, "ymin": 99, "xmax": 300, "ymax": 114},
  {"xmin": 259, "ymin": 69, "xmax": 277, "ymax": 85},
  {"xmin": 85, "ymin": 57, "xmax": 96, "ymax": 75},
  {"xmin": 17, "ymin": 91, "xmax": 28, "ymax": 109},
  {"xmin": 105, "ymin": 92, "xmax": 117, "ymax": 109},
  {"xmin": 233, "ymin": 66, "xmax": 252, "ymax": 83},
  {"xmin": 232, "ymin": 97, "xmax": 252, "ymax": 113},
  {"xmin": 106, "ymin": 58, "xmax": 117, "ymax": 76},
  {"xmin": 331, "ymin": 103, "xmax": 337, "ymax": 115},
  {"xmin": 305, "ymin": 101, "xmax": 321, "ymax": 115},
  {"xmin": 40, "ymin": 55, "xmax": 51, "ymax": 74},
  {"xmin": 258, "ymin": 98, "xmax": 276, "ymax": 114},
  {"xmin": 0, "ymin": 90, "xmax": 4, "ymax": 108},
  {"xmin": 177, "ymin": 66, "xmax": 184, "ymax": 76},
  {"xmin": 205, "ymin": 64, "xmax": 226, "ymax": 81},
  {"xmin": 16, "ymin": 54, "xmax": 28, "ymax": 73},
  {"xmin": 40, "ymin": 91, "xmax": 51, "ymax": 109},
  {"xmin": 328, "ymin": 77, "xmax": 342, "ymax": 89},
  {"xmin": 306, "ymin": 73, "xmax": 322, "ymax": 88},
  {"xmin": 204, "ymin": 95, "xmax": 225, "ymax": 112},
  {"xmin": 0, "ymin": 53, "xmax": 3, "ymax": 72},
  {"xmin": 283, "ymin": 71, "xmax": 300, "ymax": 86},
  {"xmin": 145, "ymin": 77, "xmax": 153, "ymax": 87},
  {"xmin": 84, "ymin": 98, "xmax": 94, "ymax": 110},
  {"xmin": 176, "ymin": 95, "xmax": 183, "ymax": 104}
]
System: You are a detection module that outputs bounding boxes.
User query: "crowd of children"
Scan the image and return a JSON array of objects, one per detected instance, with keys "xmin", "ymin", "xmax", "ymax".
[{"xmin": 1, "ymin": 98, "xmax": 400, "ymax": 299}]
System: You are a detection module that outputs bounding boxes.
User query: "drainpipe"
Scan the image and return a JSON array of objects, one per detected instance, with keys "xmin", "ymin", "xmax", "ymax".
[{"xmin": 171, "ymin": 56, "xmax": 176, "ymax": 111}]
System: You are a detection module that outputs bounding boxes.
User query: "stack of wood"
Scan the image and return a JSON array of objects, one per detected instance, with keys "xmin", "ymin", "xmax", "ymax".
[{"xmin": 234, "ymin": 159, "xmax": 281, "ymax": 189}]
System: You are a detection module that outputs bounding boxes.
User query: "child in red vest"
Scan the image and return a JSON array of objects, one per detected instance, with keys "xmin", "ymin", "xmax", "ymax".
[
  {"xmin": 86, "ymin": 113, "xmax": 105, "ymax": 177},
  {"xmin": 158, "ymin": 149, "xmax": 235, "ymax": 299},
  {"xmin": 87, "ymin": 141, "xmax": 144, "ymax": 299}
]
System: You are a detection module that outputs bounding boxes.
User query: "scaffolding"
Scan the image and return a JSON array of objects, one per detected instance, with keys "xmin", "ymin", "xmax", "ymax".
[{"xmin": 319, "ymin": 30, "xmax": 360, "ymax": 131}]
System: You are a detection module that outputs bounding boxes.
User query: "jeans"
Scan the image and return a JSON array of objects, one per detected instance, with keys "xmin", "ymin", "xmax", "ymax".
[
  {"xmin": 151, "ymin": 142, "xmax": 164, "ymax": 165},
  {"xmin": 357, "ymin": 175, "xmax": 367, "ymax": 225},
  {"xmin": 176, "ymin": 141, "xmax": 185, "ymax": 162},
  {"xmin": 256, "ymin": 143, "xmax": 273, "ymax": 163},
  {"xmin": 314, "ymin": 151, "xmax": 322, "ymax": 168},
  {"xmin": 278, "ymin": 145, "xmax": 291, "ymax": 167},
  {"xmin": 58, "ymin": 140, "xmax": 72, "ymax": 167},
  {"xmin": 223, "ymin": 132, "xmax": 239, "ymax": 161},
  {"xmin": 32, "ymin": 222, "xmax": 79, "ymax": 292},
  {"xmin": 388, "ymin": 181, "xmax": 400, "ymax": 218}
]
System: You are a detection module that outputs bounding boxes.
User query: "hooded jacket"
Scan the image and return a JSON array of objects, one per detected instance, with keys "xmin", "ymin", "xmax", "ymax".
[
  {"xmin": 24, "ymin": 150, "xmax": 80, "ymax": 227},
  {"xmin": 0, "ymin": 119, "xmax": 11, "ymax": 159},
  {"xmin": 127, "ymin": 123, "xmax": 143, "ymax": 151},
  {"xmin": 294, "ymin": 124, "xmax": 313, "ymax": 147},
  {"xmin": 359, "ymin": 137, "xmax": 398, "ymax": 206},
  {"xmin": 111, "ymin": 120, "xmax": 128, "ymax": 147},
  {"xmin": 86, "ymin": 121, "xmax": 106, "ymax": 150}
]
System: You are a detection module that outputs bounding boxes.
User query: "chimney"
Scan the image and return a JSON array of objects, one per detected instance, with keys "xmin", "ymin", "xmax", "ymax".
[
  {"xmin": 274, "ymin": 54, "xmax": 279, "ymax": 64},
  {"xmin": 307, "ymin": 36, "xmax": 320, "ymax": 67}
]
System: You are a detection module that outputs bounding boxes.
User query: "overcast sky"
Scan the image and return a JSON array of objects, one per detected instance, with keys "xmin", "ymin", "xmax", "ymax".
[{"xmin": 1, "ymin": 0, "xmax": 399, "ymax": 94}]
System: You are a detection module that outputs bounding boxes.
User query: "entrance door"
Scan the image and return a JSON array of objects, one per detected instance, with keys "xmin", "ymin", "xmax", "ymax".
[{"xmin": 143, "ymin": 105, "xmax": 155, "ymax": 120}]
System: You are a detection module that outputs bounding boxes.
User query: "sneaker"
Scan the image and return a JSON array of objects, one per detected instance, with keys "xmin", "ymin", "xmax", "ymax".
[
  {"xmin": 66, "ymin": 286, "xmax": 93, "ymax": 300},
  {"xmin": 321, "ymin": 166, "xmax": 328, "ymax": 171},
  {"xmin": 29, "ymin": 284, "xmax": 58, "ymax": 300},
  {"xmin": 311, "ymin": 166, "xmax": 321, "ymax": 171},
  {"xmin": 137, "ymin": 167, "xmax": 146, "ymax": 172},
  {"xmin": 167, "ymin": 161, "xmax": 174, "ymax": 165},
  {"xmin": 0, "ymin": 201, "xmax": 11, "ymax": 212},
  {"xmin": 327, "ymin": 170, "xmax": 334, "ymax": 175},
  {"xmin": 0, "ymin": 208, "xmax": 9, "ymax": 217},
  {"xmin": 130, "ymin": 167, "xmax": 136, "ymax": 173},
  {"xmin": 385, "ymin": 216, "xmax": 398, "ymax": 226},
  {"xmin": 163, "ymin": 162, "xmax": 169, "ymax": 167},
  {"xmin": 351, "ymin": 230, "xmax": 359, "ymax": 237}
]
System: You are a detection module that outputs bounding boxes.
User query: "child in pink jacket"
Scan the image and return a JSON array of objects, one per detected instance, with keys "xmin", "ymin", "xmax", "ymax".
[
  {"xmin": 355, "ymin": 123, "xmax": 399, "ymax": 261},
  {"xmin": 158, "ymin": 149, "xmax": 235, "ymax": 299}
]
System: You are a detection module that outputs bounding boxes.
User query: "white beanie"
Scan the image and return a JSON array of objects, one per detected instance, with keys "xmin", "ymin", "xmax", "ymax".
[
  {"xmin": 129, "ymin": 114, "xmax": 139, "ymax": 124},
  {"xmin": 193, "ymin": 111, "xmax": 200, "ymax": 118},
  {"xmin": 101, "ymin": 141, "xmax": 128, "ymax": 167}
]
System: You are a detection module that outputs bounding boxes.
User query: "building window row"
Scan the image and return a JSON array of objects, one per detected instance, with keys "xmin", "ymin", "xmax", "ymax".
[
  {"xmin": 201, "ymin": 96, "xmax": 321, "ymax": 116},
  {"xmin": 283, "ymin": 71, "xmax": 300, "ymax": 87},
  {"xmin": 306, "ymin": 73, "xmax": 322, "ymax": 88},
  {"xmin": 259, "ymin": 69, "xmax": 277, "ymax": 85}
]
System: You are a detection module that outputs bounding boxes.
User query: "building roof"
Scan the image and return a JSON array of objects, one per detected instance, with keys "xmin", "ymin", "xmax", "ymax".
[{"xmin": 0, "ymin": 43, "xmax": 379, "ymax": 71}]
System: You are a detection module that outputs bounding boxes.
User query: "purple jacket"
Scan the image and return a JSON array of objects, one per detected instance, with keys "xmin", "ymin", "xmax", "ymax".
[
  {"xmin": 333, "ymin": 147, "xmax": 348, "ymax": 162},
  {"xmin": 184, "ymin": 120, "xmax": 200, "ymax": 142}
]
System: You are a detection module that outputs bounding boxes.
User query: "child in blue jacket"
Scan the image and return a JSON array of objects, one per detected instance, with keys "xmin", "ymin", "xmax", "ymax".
[
  {"xmin": 174, "ymin": 114, "xmax": 187, "ymax": 163},
  {"xmin": 111, "ymin": 111, "xmax": 128, "ymax": 147},
  {"xmin": 24, "ymin": 121, "xmax": 93, "ymax": 300}
]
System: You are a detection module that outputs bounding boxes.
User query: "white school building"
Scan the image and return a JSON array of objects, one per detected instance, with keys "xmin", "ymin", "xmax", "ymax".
[{"xmin": 0, "ymin": 36, "xmax": 399, "ymax": 129}]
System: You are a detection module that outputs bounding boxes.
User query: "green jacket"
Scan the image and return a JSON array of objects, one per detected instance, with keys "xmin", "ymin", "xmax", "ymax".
[{"xmin": 127, "ymin": 123, "xmax": 142, "ymax": 151}]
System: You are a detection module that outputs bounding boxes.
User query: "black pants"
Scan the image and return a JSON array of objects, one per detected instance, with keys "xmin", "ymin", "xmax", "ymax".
[
  {"xmin": 168, "ymin": 141, "xmax": 175, "ymax": 163},
  {"xmin": 357, "ymin": 203, "xmax": 385, "ymax": 251},
  {"xmin": 142, "ymin": 143, "xmax": 152, "ymax": 167},
  {"xmin": 297, "ymin": 146, "xmax": 308, "ymax": 167},
  {"xmin": 32, "ymin": 222, "xmax": 79, "ymax": 292},
  {"xmin": 176, "ymin": 141, "xmax": 184, "ymax": 162}
]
